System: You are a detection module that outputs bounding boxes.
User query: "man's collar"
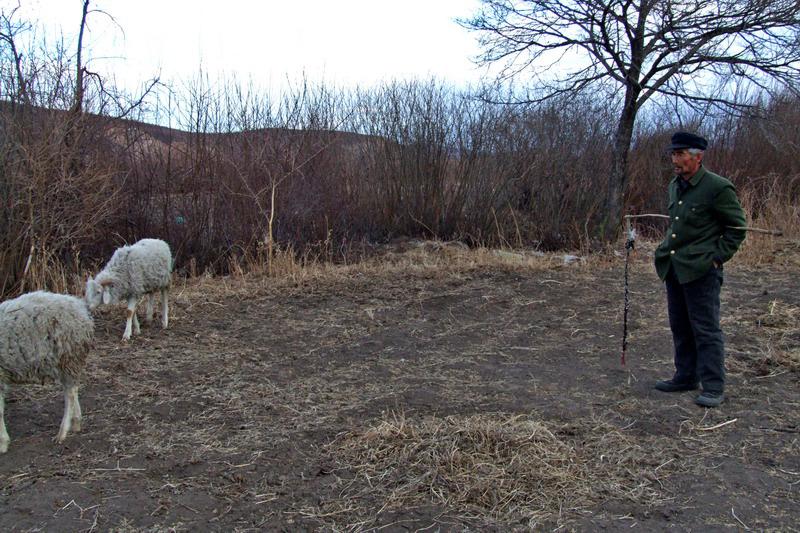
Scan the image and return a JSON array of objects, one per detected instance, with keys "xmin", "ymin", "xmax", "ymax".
[
  {"xmin": 672, "ymin": 165, "xmax": 707, "ymax": 186},
  {"xmin": 688, "ymin": 165, "xmax": 707, "ymax": 186}
]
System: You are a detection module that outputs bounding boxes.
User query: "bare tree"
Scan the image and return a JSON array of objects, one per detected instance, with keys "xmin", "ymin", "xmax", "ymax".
[
  {"xmin": 0, "ymin": 3, "xmax": 32, "ymax": 106},
  {"xmin": 462, "ymin": 0, "xmax": 800, "ymax": 238}
]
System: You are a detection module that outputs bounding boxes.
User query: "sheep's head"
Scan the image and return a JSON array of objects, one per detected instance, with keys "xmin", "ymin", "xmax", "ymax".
[{"xmin": 85, "ymin": 277, "xmax": 115, "ymax": 309}]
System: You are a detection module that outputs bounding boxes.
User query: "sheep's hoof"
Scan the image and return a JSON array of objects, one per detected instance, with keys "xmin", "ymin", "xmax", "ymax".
[
  {"xmin": 0, "ymin": 440, "xmax": 9, "ymax": 454},
  {"xmin": 54, "ymin": 433, "xmax": 67, "ymax": 444},
  {"xmin": 71, "ymin": 420, "xmax": 82, "ymax": 433},
  {"xmin": 122, "ymin": 334, "xmax": 131, "ymax": 342}
]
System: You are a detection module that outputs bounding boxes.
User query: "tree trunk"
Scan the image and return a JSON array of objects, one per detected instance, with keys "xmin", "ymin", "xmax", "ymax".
[
  {"xmin": 64, "ymin": 0, "xmax": 90, "ymax": 178},
  {"xmin": 603, "ymin": 85, "xmax": 639, "ymax": 240},
  {"xmin": 70, "ymin": 0, "xmax": 90, "ymax": 115}
]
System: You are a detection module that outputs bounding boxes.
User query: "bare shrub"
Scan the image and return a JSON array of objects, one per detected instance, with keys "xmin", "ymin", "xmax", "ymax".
[{"xmin": 0, "ymin": 89, "xmax": 120, "ymax": 296}]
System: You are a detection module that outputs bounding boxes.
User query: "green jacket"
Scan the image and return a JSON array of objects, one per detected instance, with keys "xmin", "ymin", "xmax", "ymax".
[{"xmin": 654, "ymin": 166, "xmax": 746, "ymax": 284}]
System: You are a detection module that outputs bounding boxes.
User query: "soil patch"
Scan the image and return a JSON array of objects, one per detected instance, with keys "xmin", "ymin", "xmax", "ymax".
[{"xmin": 2, "ymin": 245, "xmax": 798, "ymax": 531}]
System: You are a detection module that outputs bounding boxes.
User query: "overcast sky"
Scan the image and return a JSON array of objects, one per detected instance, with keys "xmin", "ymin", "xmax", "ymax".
[{"xmin": 8, "ymin": 0, "xmax": 490, "ymax": 95}]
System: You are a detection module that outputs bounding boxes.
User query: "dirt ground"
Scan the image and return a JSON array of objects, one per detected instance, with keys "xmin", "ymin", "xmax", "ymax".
[{"xmin": 1, "ymin": 241, "xmax": 799, "ymax": 532}]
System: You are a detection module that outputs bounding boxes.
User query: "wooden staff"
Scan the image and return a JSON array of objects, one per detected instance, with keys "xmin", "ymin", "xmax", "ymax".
[{"xmin": 623, "ymin": 214, "xmax": 783, "ymax": 236}]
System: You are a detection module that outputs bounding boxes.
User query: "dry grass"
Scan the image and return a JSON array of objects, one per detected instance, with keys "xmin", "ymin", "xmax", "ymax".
[
  {"xmin": 10, "ymin": 243, "xmax": 84, "ymax": 296},
  {"xmin": 215, "ymin": 223, "xmax": 800, "ymax": 302},
  {"xmin": 313, "ymin": 410, "xmax": 677, "ymax": 529},
  {"xmin": 205, "ymin": 240, "xmax": 596, "ymax": 296},
  {"xmin": 752, "ymin": 300, "xmax": 800, "ymax": 372},
  {"xmin": 736, "ymin": 179, "xmax": 800, "ymax": 268}
]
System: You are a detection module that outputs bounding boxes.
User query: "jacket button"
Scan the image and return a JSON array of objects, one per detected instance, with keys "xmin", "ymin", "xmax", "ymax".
[
  {"xmin": 672, "ymin": 233, "xmax": 676, "ymax": 238},
  {"xmin": 675, "ymin": 216, "xmax": 679, "ymax": 220},
  {"xmin": 670, "ymin": 250, "xmax": 675, "ymax": 255},
  {"xmin": 678, "ymin": 200, "xmax": 683, "ymax": 205}
]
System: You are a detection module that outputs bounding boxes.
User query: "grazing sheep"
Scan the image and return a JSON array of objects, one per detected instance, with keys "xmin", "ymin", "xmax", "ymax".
[
  {"xmin": 0, "ymin": 291, "xmax": 94, "ymax": 453},
  {"xmin": 85, "ymin": 238, "xmax": 172, "ymax": 341}
]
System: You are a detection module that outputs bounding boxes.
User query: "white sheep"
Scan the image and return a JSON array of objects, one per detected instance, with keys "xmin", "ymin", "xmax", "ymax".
[
  {"xmin": 0, "ymin": 291, "xmax": 94, "ymax": 453},
  {"xmin": 85, "ymin": 238, "xmax": 172, "ymax": 341}
]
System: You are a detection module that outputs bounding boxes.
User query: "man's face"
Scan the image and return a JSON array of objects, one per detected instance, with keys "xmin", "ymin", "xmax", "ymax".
[{"xmin": 671, "ymin": 149, "xmax": 703, "ymax": 179}]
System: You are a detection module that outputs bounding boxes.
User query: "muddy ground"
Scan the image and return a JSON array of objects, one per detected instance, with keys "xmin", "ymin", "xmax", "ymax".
[{"xmin": 1, "ymin": 243, "xmax": 798, "ymax": 532}]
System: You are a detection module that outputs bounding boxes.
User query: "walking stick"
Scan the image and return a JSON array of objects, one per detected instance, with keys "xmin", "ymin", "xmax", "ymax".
[
  {"xmin": 624, "ymin": 213, "xmax": 783, "ymax": 236},
  {"xmin": 619, "ymin": 214, "xmax": 781, "ymax": 366}
]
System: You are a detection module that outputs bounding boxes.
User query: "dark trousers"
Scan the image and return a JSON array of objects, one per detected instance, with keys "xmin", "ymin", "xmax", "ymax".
[{"xmin": 665, "ymin": 266, "xmax": 725, "ymax": 392}]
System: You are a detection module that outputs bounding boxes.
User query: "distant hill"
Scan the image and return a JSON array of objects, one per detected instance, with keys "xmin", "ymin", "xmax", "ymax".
[{"xmin": 0, "ymin": 99, "xmax": 387, "ymax": 166}]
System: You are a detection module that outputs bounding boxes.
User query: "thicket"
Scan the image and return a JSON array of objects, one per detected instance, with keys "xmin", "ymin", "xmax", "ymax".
[{"xmin": 2, "ymin": 41, "xmax": 799, "ymax": 297}]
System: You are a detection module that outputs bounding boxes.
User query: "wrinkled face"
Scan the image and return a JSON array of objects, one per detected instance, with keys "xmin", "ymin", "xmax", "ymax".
[
  {"xmin": 85, "ymin": 278, "xmax": 110, "ymax": 309},
  {"xmin": 671, "ymin": 148, "xmax": 703, "ymax": 179}
]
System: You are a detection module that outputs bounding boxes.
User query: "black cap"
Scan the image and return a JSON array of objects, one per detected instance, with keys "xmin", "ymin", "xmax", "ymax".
[{"xmin": 669, "ymin": 131, "xmax": 708, "ymax": 151}]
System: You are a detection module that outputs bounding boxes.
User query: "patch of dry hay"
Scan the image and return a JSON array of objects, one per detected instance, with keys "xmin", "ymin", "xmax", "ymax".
[
  {"xmin": 754, "ymin": 300, "xmax": 800, "ymax": 372},
  {"xmin": 162, "ymin": 242, "xmax": 602, "ymax": 326},
  {"xmin": 319, "ymin": 411, "xmax": 673, "ymax": 528}
]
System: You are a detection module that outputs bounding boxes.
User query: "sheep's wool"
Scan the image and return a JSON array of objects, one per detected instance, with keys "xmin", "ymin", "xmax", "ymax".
[
  {"xmin": 0, "ymin": 291, "xmax": 94, "ymax": 385},
  {"xmin": 95, "ymin": 238, "xmax": 172, "ymax": 303}
]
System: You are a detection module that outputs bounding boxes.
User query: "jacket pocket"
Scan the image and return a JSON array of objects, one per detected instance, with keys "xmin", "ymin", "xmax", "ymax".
[
  {"xmin": 687, "ymin": 201, "xmax": 711, "ymax": 226},
  {"xmin": 686, "ymin": 244, "xmax": 715, "ymax": 275}
]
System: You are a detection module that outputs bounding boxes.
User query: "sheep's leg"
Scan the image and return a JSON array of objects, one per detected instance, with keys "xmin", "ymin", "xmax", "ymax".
[
  {"xmin": 132, "ymin": 308, "xmax": 141, "ymax": 335},
  {"xmin": 144, "ymin": 293, "xmax": 155, "ymax": 323},
  {"xmin": 0, "ymin": 385, "xmax": 9, "ymax": 453},
  {"xmin": 161, "ymin": 287, "xmax": 169, "ymax": 329},
  {"xmin": 55, "ymin": 385, "xmax": 75, "ymax": 443},
  {"xmin": 69, "ymin": 386, "xmax": 82, "ymax": 433},
  {"xmin": 123, "ymin": 295, "xmax": 138, "ymax": 340}
]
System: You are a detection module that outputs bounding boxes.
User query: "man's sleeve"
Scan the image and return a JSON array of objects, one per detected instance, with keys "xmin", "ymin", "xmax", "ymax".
[{"xmin": 714, "ymin": 184, "xmax": 747, "ymax": 263}]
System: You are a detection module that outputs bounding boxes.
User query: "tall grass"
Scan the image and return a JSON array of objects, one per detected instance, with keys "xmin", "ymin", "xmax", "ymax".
[{"xmin": 736, "ymin": 174, "xmax": 800, "ymax": 265}]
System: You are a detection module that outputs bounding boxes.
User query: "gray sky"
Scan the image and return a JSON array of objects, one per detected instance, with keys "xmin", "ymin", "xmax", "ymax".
[{"xmin": 9, "ymin": 0, "xmax": 490, "ymax": 95}]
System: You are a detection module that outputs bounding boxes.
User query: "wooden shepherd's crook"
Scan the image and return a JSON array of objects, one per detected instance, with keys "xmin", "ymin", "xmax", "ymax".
[
  {"xmin": 623, "ymin": 213, "xmax": 784, "ymax": 236},
  {"xmin": 620, "ymin": 214, "xmax": 782, "ymax": 366}
]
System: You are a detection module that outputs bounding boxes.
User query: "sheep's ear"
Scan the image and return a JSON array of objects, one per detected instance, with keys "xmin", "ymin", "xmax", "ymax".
[{"xmin": 102, "ymin": 285, "xmax": 112, "ymax": 305}]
